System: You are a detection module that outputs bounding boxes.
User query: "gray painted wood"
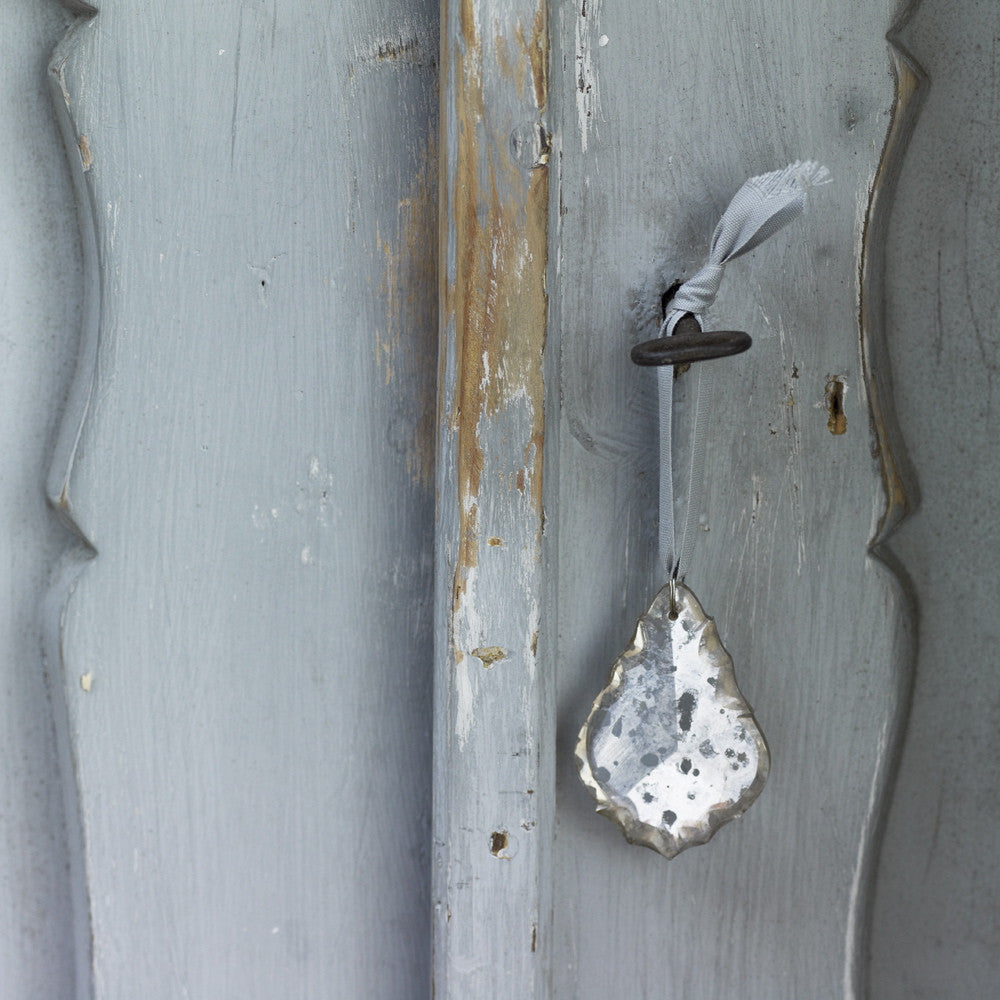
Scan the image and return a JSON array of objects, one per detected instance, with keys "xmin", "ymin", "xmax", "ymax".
[
  {"xmin": 45, "ymin": 2, "xmax": 438, "ymax": 996},
  {"xmin": 547, "ymin": 0, "xmax": 913, "ymax": 996},
  {"xmin": 0, "ymin": 3, "xmax": 80, "ymax": 995},
  {"xmin": 872, "ymin": 1, "xmax": 1000, "ymax": 996},
  {"xmin": 432, "ymin": 0, "xmax": 553, "ymax": 995},
  {"xmin": 3, "ymin": 0, "xmax": 999, "ymax": 995}
]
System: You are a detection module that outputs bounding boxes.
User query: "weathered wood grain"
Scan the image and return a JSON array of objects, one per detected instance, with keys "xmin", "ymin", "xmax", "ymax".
[
  {"xmin": 547, "ymin": 0, "xmax": 913, "ymax": 996},
  {"xmin": 46, "ymin": 2, "xmax": 438, "ymax": 996},
  {"xmin": 432, "ymin": 0, "xmax": 552, "ymax": 995}
]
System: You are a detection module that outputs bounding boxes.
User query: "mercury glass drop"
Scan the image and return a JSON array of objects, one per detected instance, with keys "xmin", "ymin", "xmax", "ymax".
[{"xmin": 576, "ymin": 581, "xmax": 769, "ymax": 859}]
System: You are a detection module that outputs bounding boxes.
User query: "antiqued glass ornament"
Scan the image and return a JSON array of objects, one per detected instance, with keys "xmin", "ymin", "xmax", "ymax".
[
  {"xmin": 576, "ymin": 580, "xmax": 769, "ymax": 859},
  {"xmin": 578, "ymin": 163, "xmax": 828, "ymax": 856}
]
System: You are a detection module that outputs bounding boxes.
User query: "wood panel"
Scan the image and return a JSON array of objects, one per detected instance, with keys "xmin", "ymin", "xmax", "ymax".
[
  {"xmin": 46, "ymin": 2, "xmax": 438, "ymax": 996},
  {"xmin": 872, "ymin": 1, "xmax": 1000, "ymax": 995},
  {"xmin": 547, "ymin": 0, "xmax": 914, "ymax": 996},
  {"xmin": 0, "ymin": 3, "xmax": 81, "ymax": 995}
]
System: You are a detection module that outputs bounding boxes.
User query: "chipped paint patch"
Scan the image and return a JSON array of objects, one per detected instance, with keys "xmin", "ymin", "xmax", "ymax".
[
  {"xmin": 472, "ymin": 646, "xmax": 507, "ymax": 667},
  {"xmin": 77, "ymin": 134, "xmax": 92, "ymax": 170},
  {"xmin": 489, "ymin": 829, "xmax": 510, "ymax": 857}
]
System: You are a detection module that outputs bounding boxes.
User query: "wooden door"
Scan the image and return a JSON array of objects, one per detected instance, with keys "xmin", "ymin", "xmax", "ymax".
[{"xmin": 2, "ymin": 1, "xmax": 998, "ymax": 997}]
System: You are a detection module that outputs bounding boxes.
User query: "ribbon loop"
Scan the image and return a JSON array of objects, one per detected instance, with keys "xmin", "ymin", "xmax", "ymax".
[
  {"xmin": 659, "ymin": 161, "xmax": 830, "ymax": 574},
  {"xmin": 663, "ymin": 161, "xmax": 831, "ymax": 336}
]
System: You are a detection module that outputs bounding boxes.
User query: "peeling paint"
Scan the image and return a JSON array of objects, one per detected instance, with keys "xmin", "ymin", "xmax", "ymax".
[
  {"xmin": 446, "ymin": 0, "xmax": 548, "ymax": 611},
  {"xmin": 472, "ymin": 646, "xmax": 507, "ymax": 667},
  {"xmin": 436, "ymin": 0, "xmax": 550, "ymax": 982},
  {"xmin": 826, "ymin": 376, "xmax": 847, "ymax": 434}
]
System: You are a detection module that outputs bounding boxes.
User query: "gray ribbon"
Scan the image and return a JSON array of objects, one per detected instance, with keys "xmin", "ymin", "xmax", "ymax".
[{"xmin": 660, "ymin": 161, "xmax": 830, "ymax": 576}]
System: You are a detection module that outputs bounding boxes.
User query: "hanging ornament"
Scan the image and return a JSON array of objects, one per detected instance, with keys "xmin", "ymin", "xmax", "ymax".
[
  {"xmin": 577, "ymin": 161, "xmax": 830, "ymax": 859},
  {"xmin": 576, "ymin": 580, "xmax": 768, "ymax": 858}
]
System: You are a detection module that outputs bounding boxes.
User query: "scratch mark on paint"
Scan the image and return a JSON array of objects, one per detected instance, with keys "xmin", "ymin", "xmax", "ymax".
[
  {"xmin": 350, "ymin": 26, "xmax": 433, "ymax": 75},
  {"xmin": 574, "ymin": 0, "xmax": 601, "ymax": 151},
  {"xmin": 377, "ymin": 134, "xmax": 438, "ymax": 488},
  {"xmin": 372, "ymin": 36, "xmax": 421, "ymax": 61},
  {"xmin": 776, "ymin": 317, "xmax": 806, "ymax": 573},
  {"xmin": 452, "ymin": 562, "xmax": 485, "ymax": 747},
  {"xmin": 105, "ymin": 201, "xmax": 120, "ymax": 249},
  {"xmin": 933, "ymin": 248, "xmax": 944, "ymax": 365},
  {"xmin": 229, "ymin": 7, "xmax": 245, "ymax": 165},
  {"xmin": 961, "ymin": 177, "xmax": 992, "ymax": 398},
  {"xmin": 455, "ymin": 650, "xmax": 475, "ymax": 745},
  {"xmin": 346, "ymin": 14, "xmax": 437, "ymax": 84},
  {"xmin": 527, "ymin": 8, "xmax": 548, "ymax": 129}
]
